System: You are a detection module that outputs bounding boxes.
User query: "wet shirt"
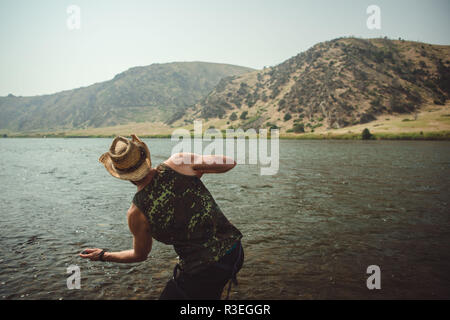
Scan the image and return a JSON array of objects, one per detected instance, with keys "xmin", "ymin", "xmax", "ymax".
[{"xmin": 132, "ymin": 163, "xmax": 243, "ymax": 273}]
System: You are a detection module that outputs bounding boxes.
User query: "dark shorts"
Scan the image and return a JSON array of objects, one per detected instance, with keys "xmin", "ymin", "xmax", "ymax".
[{"xmin": 159, "ymin": 241, "xmax": 244, "ymax": 300}]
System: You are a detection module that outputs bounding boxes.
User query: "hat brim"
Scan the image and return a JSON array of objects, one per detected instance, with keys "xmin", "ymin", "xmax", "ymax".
[{"xmin": 99, "ymin": 137, "xmax": 151, "ymax": 181}]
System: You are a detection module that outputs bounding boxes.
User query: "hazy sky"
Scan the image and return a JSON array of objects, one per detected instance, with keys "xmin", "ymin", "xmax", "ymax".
[{"xmin": 1, "ymin": 0, "xmax": 449, "ymax": 96}]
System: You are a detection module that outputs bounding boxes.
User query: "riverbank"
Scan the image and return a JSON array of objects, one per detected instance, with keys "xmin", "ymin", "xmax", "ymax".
[
  {"xmin": 2, "ymin": 130, "xmax": 450, "ymax": 140},
  {"xmin": 280, "ymin": 130, "xmax": 450, "ymax": 140},
  {"xmin": 2, "ymin": 103, "xmax": 449, "ymax": 140}
]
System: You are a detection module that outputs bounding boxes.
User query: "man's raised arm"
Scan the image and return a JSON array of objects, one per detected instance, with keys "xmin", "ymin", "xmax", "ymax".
[{"xmin": 166, "ymin": 152, "xmax": 236, "ymax": 176}]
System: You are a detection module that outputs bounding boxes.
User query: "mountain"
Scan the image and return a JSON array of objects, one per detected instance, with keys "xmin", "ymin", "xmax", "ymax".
[
  {"xmin": 0, "ymin": 62, "xmax": 253, "ymax": 133},
  {"xmin": 176, "ymin": 38, "xmax": 450, "ymax": 133}
]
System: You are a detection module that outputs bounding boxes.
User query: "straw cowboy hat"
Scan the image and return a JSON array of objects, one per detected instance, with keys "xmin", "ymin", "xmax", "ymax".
[{"xmin": 99, "ymin": 134, "xmax": 151, "ymax": 181}]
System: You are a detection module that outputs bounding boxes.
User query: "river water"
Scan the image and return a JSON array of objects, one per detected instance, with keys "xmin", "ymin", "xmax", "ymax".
[{"xmin": 0, "ymin": 138, "xmax": 449, "ymax": 300}]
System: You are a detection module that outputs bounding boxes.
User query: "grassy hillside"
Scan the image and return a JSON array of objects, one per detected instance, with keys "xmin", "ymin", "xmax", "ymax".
[
  {"xmin": 7, "ymin": 100, "xmax": 446, "ymax": 140},
  {"xmin": 0, "ymin": 62, "xmax": 253, "ymax": 133},
  {"xmin": 175, "ymin": 38, "xmax": 450, "ymax": 134}
]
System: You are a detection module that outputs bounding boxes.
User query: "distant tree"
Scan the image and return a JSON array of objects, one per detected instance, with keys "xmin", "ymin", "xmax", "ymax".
[
  {"xmin": 237, "ymin": 82, "xmax": 248, "ymax": 96},
  {"xmin": 293, "ymin": 123, "xmax": 305, "ymax": 133},
  {"xmin": 240, "ymin": 111, "xmax": 248, "ymax": 120},
  {"xmin": 271, "ymin": 87, "xmax": 280, "ymax": 99},
  {"xmin": 284, "ymin": 113, "xmax": 292, "ymax": 121},
  {"xmin": 362, "ymin": 128, "xmax": 373, "ymax": 140},
  {"xmin": 229, "ymin": 112, "xmax": 238, "ymax": 121},
  {"xmin": 257, "ymin": 73, "xmax": 263, "ymax": 82}
]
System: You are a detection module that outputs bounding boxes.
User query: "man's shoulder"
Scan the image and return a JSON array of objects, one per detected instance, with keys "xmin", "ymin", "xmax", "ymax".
[
  {"xmin": 127, "ymin": 203, "xmax": 151, "ymax": 234},
  {"xmin": 128, "ymin": 203, "xmax": 149, "ymax": 225},
  {"xmin": 127, "ymin": 203, "xmax": 144, "ymax": 218}
]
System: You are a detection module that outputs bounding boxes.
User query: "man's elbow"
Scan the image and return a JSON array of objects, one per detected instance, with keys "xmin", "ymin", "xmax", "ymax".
[
  {"xmin": 223, "ymin": 155, "xmax": 236, "ymax": 167},
  {"xmin": 134, "ymin": 255, "xmax": 148, "ymax": 263},
  {"xmin": 134, "ymin": 251, "xmax": 150, "ymax": 262},
  {"xmin": 226, "ymin": 159, "xmax": 237, "ymax": 171}
]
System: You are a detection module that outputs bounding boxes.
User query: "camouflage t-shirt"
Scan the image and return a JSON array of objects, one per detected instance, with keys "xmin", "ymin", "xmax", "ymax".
[{"xmin": 132, "ymin": 163, "xmax": 243, "ymax": 274}]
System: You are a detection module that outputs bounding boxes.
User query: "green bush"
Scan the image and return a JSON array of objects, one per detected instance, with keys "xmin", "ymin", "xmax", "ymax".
[
  {"xmin": 293, "ymin": 123, "xmax": 305, "ymax": 133},
  {"xmin": 266, "ymin": 122, "xmax": 280, "ymax": 130},
  {"xmin": 229, "ymin": 112, "xmax": 238, "ymax": 121},
  {"xmin": 362, "ymin": 128, "xmax": 373, "ymax": 140},
  {"xmin": 284, "ymin": 113, "xmax": 292, "ymax": 121},
  {"xmin": 240, "ymin": 111, "xmax": 248, "ymax": 120}
]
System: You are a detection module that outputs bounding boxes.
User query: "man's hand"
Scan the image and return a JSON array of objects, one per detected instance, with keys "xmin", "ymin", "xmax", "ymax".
[
  {"xmin": 79, "ymin": 205, "xmax": 152, "ymax": 264},
  {"xmin": 79, "ymin": 248, "xmax": 104, "ymax": 261}
]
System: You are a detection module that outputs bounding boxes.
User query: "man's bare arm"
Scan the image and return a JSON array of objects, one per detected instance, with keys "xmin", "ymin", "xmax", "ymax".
[
  {"xmin": 165, "ymin": 153, "xmax": 236, "ymax": 177},
  {"xmin": 81, "ymin": 204, "xmax": 152, "ymax": 263},
  {"xmin": 104, "ymin": 204, "xmax": 152, "ymax": 263}
]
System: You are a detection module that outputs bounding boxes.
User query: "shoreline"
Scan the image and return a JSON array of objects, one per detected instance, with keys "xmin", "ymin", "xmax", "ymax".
[{"xmin": 2, "ymin": 130, "xmax": 450, "ymax": 140}]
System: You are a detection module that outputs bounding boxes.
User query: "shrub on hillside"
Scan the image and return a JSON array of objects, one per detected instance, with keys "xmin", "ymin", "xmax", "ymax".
[
  {"xmin": 284, "ymin": 113, "xmax": 292, "ymax": 121},
  {"xmin": 362, "ymin": 128, "xmax": 374, "ymax": 140},
  {"xmin": 293, "ymin": 123, "xmax": 305, "ymax": 133}
]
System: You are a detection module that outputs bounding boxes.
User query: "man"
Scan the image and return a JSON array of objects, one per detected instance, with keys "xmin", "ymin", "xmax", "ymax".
[{"xmin": 80, "ymin": 134, "xmax": 244, "ymax": 300}]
